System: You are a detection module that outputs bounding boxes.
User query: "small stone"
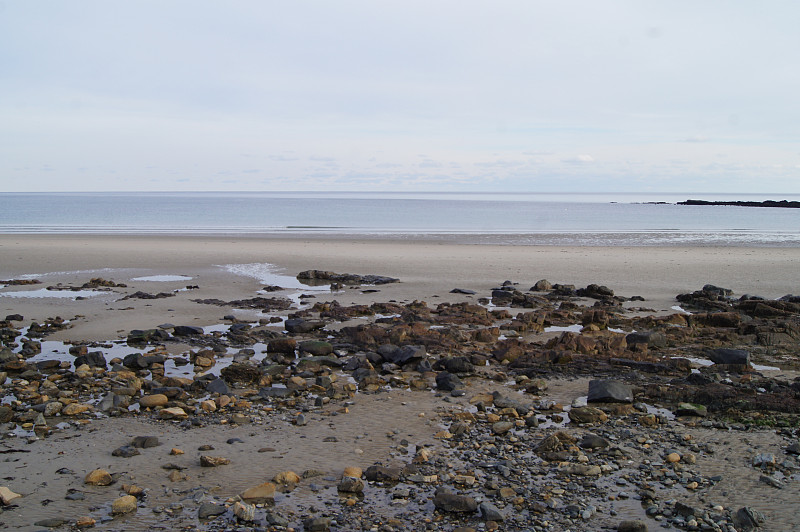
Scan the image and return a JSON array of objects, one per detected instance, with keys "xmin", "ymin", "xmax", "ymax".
[
  {"xmin": 111, "ymin": 494, "xmax": 138, "ymax": 515},
  {"xmin": 232, "ymin": 501, "xmax": 255, "ymax": 522},
  {"xmin": 112, "ymin": 445, "xmax": 140, "ymax": 458},
  {"xmin": 200, "ymin": 455, "xmax": 230, "ymax": 467},
  {"xmin": 342, "ymin": 466, "xmax": 362, "ymax": 478},
  {"xmin": 666, "ymin": 452, "xmax": 681, "ymax": 463},
  {"xmin": 338, "ymin": 476, "xmax": 365, "ymax": 493},
  {"xmin": 84, "ymin": 469, "xmax": 113, "ymax": 486},
  {"xmin": 169, "ymin": 448, "xmax": 184, "ymax": 455},
  {"xmin": 75, "ymin": 516, "xmax": 96, "ymax": 528},
  {"xmin": 158, "ymin": 407, "xmax": 188, "ymax": 419},
  {"xmin": 167, "ymin": 470, "xmax": 187, "ymax": 482},
  {"xmin": 0, "ymin": 486, "xmax": 22, "ymax": 504},
  {"xmin": 34, "ymin": 518, "xmax": 67, "ymax": 527},
  {"xmin": 273, "ymin": 470, "xmax": 301, "ymax": 485}
]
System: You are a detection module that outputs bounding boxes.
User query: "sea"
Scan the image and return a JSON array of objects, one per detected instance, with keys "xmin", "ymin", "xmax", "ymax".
[{"xmin": 1, "ymin": 191, "xmax": 800, "ymax": 247}]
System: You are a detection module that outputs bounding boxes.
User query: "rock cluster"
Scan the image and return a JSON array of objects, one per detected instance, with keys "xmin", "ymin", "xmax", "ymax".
[{"xmin": 1, "ymin": 278, "xmax": 799, "ymax": 530}]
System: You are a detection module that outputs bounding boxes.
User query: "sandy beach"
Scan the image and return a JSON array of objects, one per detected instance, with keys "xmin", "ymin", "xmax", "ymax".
[
  {"xmin": 1, "ymin": 235, "xmax": 800, "ymax": 531},
  {"xmin": 2, "ymin": 235, "xmax": 799, "ymax": 341}
]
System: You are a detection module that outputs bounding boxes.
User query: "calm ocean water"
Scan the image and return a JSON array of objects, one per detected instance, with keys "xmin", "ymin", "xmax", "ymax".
[{"xmin": 1, "ymin": 191, "xmax": 799, "ymax": 246}]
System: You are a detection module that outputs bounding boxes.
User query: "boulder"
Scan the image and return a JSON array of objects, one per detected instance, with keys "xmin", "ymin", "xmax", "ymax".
[
  {"xmin": 708, "ymin": 348, "xmax": 750, "ymax": 366},
  {"xmin": 588, "ymin": 379, "xmax": 633, "ymax": 403}
]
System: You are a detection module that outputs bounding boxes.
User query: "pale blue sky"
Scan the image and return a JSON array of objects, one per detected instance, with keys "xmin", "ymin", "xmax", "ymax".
[{"xmin": 2, "ymin": 1, "xmax": 799, "ymax": 193}]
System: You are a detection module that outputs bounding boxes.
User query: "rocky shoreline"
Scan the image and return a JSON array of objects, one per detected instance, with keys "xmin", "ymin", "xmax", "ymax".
[
  {"xmin": 2, "ymin": 270, "xmax": 800, "ymax": 531},
  {"xmin": 677, "ymin": 200, "xmax": 800, "ymax": 208}
]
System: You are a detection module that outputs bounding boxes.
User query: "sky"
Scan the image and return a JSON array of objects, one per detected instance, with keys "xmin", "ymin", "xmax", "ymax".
[{"xmin": 1, "ymin": 1, "xmax": 799, "ymax": 193}]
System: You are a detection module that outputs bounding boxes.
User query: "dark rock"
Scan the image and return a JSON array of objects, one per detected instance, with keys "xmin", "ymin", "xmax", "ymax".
[
  {"xmin": 364, "ymin": 465, "xmax": 402, "ymax": 482},
  {"xmin": 450, "ymin": 288, "xmax": 476, "ymax": 295},
  {"xmin": 285, "ymin": 318, "xmax": 326, "ymax": 334},
  {"xmin": 436, "ymin": 356, "xmax": 474, "ymax": 374},
  {"xmin": 479, "ymin": 501, "xmax": 505, "ymax": 521},
  {"xmin": 384, "ymin": 345, "xmax": 426, "ymax": 365},
  {"xmin": 123, "ymin": 353, "xmax": 166, "ymax": 369},
  {"xmin": 708, "ymin": 348, "xmax": 750, "ymax": 365},
  {"xmin": 173, "ymin": 325, "xmax": 205, "ymax": 336},
  {"xmin": 674, "ymin": 501, "xmax": 696, "ymax": 517},
  {"xmin": 74, "ymin": 351, "xmax": 107, "ymax": 369},
  {"xmin": 703, "ymin": 284, "xmax": 733, "ymax": 297},
  {"xmin": 303, "ymin": 517, "xmax": 333, "ymax": 531},
  {"xmin": 258, "ymin": 386, "xmax": 294, "ymax": 399},
  {"xmin": 433, "ymin": 488, "xmax": 478, "ymax": 513},
  {"xmin": 112, "ymin": 445, "xmax": 140, "ymax": 458},
  {"xmin": 625, "ymin": 331, "xmax": 666, "ymax": 348},
  {"xmin": 436, "ymin": 372, "xmax": 463, "ymax": 391},
  {"xmin": 579, "ymin": 434, "xmax": 610, "ymax": 449},
  {"xmin": 267, "ymin": 338, "xmax": 296, "ymax": 353},
  {"xmin": 297, "ymin": 270, "xmax": 398, "ymax": 285},
  {"xmin": 206, "ymin": 378, "xmax": 231, "ymax": 395},
  {"xmin": 5, "ymin": 314, "xmax": 23, "ymax": 321},
  {"xmin": 617, "ymin": 521, "xmax": 648, "ymax": 532},
  {"xmin": 198, "ymin": 502, "xmax": 227, "ymax": 519},
  {"xmin": 127, "ymin": 329, "xmax": 169, "ymax": 344},
  {"xmin": 131, "ymin": 436, "xmax": 160, "ymax": 448},
  {"xmin": 299, "ymin": 340, "xmax": 334, "ymax": 356},
  {"xmin": 577, "ymin": 283, "xmax": 615, "ymax": 299},
  {"xmin": 220, "ymin": 363, "xmax": 262, "ymax": 385},
  {"xmin": 675, "ymin": 402, "xmax": 708, "ymax": 417},
  {"xmin": 732, "ymin": 507, "xmax": 767, "ymax": 531},
  {"xmin": 588, "ymin": 379, "xmax": 633, "ymax": 403}
]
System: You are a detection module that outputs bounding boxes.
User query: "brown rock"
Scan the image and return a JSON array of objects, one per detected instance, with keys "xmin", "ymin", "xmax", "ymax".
[
  {"xmin": 62, "ymin": 403, "xmax": 91, "ymax": 416},
  {"xmin": 138, "ymin": 394, "xmax": 169, "ymax": 408},
  {"xmin": 84, "ymin": 469, "xmax": 113, "ymax": 486},
  {"xmin": 158, "ymin": 407, "xmax": 188, "ymax": 419},
  {"xmin": 0, "ymin": 486, "xmax": 22, "ymax": 504},
  {"xmin": 240, "ymin": 482, "xmax": 276, "ymax": 502},
  {"xmin": 200, "ymin": 455, "xmax": 230, "ymax": 467},
  {"xmin": 273, "ymin": 470, "xmax": 301, "ymax": 485},
  {"xmin": 111, "ymin": 494, "xmax": 137, "ymax": 515},
  {"xmin": 568, "ymin": 406, "xmax": 608, "ymax": 425}
]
